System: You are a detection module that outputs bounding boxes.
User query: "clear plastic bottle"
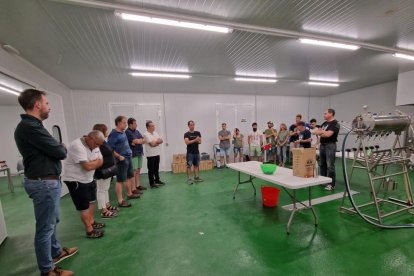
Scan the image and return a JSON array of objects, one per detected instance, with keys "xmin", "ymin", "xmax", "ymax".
[{"xmin": 314, "ymin": 162, "xmax": 319, "ymax": 178}]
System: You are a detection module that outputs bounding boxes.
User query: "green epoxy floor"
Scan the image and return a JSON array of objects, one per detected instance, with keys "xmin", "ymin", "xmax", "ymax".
[{"xmin": 1, "ymin": 163, "xmax": 414, "ymax": 276}]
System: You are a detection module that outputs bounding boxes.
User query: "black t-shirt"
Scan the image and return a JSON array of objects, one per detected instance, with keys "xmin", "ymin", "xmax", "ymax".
[
  {"xmin": 320, "ymin": 120, "xmax": 340, "ymax": 144},
  {"xmin": 299, "ymin": 129, "xmax": 312, "ymax": 148},
  {"xmin": 289, "ymin": 124, "xmax": 298, "ymax": 142},
  {"xmin": 184, "ymin": 131, "xmax": 201, "ymax": 154}
]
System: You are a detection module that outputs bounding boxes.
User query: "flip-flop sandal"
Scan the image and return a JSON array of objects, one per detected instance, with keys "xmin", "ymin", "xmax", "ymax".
[
  {"xmin": 86, "ymin": 229, "xmax": 104, "ymax": 238},
  {"xmin": 107, "ymin": 205, "xmax": 119, "ymax": 211},
  {"xmin": 100, "ymin": 210, "xmax": 117, "ymax": 219},
  {"xmin": 92, "ymin": 221, "xmax": 106, "ymax": 229},
  {"xmin": 118, "ymin": 200, "xmax": 132, "ymax": 208}
]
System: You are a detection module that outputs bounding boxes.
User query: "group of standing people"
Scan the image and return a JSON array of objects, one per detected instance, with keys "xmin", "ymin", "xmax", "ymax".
[
  {"xmin": 14, "ymin": 89, "xmax": 167, "ymax": 275},
  {"xmin": 216, "ymin": 111, "xmax": 340, "ymax": 191},
  {"xmin": 14, "ymin": 88, "xmax": 340, "ymax": 276}
]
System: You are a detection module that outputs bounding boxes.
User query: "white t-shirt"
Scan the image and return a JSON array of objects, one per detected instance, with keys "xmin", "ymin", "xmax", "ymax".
[
  {"xmin": 144, "ymin": 131, "xmax": 162, "ymax": 157},
  {"xmin": 310, "ymin": 128, "xmax": 318, "ymax": 147},
  {"xmin": 249, "ymin": 130, "xmax": 262, "ymax": 146},
  {"xmin": 62, "ymin": 138, "xmax": 102, "ymax": 183}
]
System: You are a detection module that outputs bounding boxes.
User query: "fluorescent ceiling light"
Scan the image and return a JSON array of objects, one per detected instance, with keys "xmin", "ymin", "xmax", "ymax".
[
  {"xmin": 308, "ymin": 81, "xmax": 339, "ymax": 87},
  {"xmin": 116, "ymin": 11, "xmax": 231, "ymax": 33},
  {"xmin": 393, "ymin": 53, "xmax": 414, "ymax": 61},
  {"xmin": 299, "ymin": 38, "xmax": 360, "ymax": 50},
  {"xmin": 234, "ymin": 77, "xmax": 277, "ymax": 83},
  {"xmin": 0, "ymin": 84, "xmax": 20, "ymax": 96},
  {"xmin": 130, "ymin": 72, "xmax": 191, "ymax": 78},
  {"xmin": 131, "ymin": 65, "xmax": 189, "ymax": 73}
]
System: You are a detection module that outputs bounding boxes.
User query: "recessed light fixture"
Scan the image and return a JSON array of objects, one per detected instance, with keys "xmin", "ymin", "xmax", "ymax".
[
  {"xmin": 130, "ymin": 72, "xmax": 191, "ymax": 78},
  {"xmin": 393, "ymin": 53, "xmax": 414, "ymax": 61},
  {"xmin": 308, "ymin": 81, "xmax": 339, "ymax": 87},
  {"xmin": 299, "ymin": 38, "xmax": 360, "ymax": 50},
  {"xmin": 234, "ymin": 77, "xmax": 277, "ymax": 83},
  {"xmin": 115, "ymin": 11, "xmax": 232, "ymax": 33},
  {"xmin": 0, "ymin": 84, "xmax": 20, "ymax": 96}
]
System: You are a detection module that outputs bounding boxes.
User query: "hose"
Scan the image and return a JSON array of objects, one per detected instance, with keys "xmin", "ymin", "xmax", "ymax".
[{"xmin": 341, "ymin": 129, "xmax": 414, "ymax": 229}]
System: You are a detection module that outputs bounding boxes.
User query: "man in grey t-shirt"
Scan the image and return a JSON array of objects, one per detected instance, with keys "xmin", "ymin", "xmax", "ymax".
[{"xmin": 218, "ymin": 122, "xmax": 231, "ymax": 168}]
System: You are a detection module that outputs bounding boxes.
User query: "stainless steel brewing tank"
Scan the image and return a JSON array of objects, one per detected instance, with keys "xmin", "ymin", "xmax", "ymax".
[{"xmin": 351, "ymin": 112, "xmax": 411, "ymax": 133}]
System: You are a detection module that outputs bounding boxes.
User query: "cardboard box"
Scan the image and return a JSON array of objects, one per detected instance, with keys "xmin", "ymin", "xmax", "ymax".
[
  {"xmin": 292, "ymin": 148, "xmax": 316, "ymax": 178},
  {"xmin": 179, "ymin": 154, "xmax": 187, "ymax": 163},
  {"xmin": 171, "ymin": 163, "xmax": 180, "ymax": 174},
  {"xmin": 172, "ymin": 154, "xmax": 181, "ymax": 164}
]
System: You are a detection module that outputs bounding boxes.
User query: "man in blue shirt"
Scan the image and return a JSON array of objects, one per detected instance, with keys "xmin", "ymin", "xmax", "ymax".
[
  {"xmin": 108, "ymin": 116, "xmax": 140, "ymax": 208},
  {"xmin": 125, "ymin": 118, "xmax": 146, "ymax": 193}
]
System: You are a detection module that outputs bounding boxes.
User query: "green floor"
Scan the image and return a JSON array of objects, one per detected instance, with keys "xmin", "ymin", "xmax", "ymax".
[{"xmin": 1, "ymin": 163, "xmax": 414, "ymax": 276}]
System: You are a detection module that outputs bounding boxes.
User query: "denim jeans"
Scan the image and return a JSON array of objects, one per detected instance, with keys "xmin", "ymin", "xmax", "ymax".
[
  {"xmin": 277, "ymin": 145, "xmax": 288, "ymax": 164},
  {"xmin": 24, "ymin": 179, "xmax": 62, "ymax": 273},
  {"xmin": 319, "ymin": 143, "xmax": 337, "ymax": 186}
]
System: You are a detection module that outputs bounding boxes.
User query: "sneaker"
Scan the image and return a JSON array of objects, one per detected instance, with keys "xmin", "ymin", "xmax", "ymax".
[
  {"xmin": 53, "ymin": 247, "xmax": 78, "ymax": 265},
  {"xmin": 194, "ymin": 177, "xmax": 204, "ymax": 182},
  {"xmin": 325, "ymin": 184, "xmax": 335, "ymax": 191},
  {"xmin": 187, "ymin": 178, "xmax": 193, "ymax": 185},
  {"xmin": 155, "ymin": 180, "xmax": 166, "ymax": 185},
  {"xmin": 41, "ymin": 266, "xmax": 74, "ymax": 276}
]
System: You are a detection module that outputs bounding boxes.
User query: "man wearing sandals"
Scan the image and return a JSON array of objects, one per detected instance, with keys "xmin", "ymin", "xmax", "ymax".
[
  {"xmin": 62, "ymin": 130, "xmax": 106, "ymax": 239},
  {"xmin": 108, "ymin": 116, "xmax": 140, "ymax": 207},
  {"xmin": 15, "ymin": 89, "xmax": 77, "ymax": 276}
]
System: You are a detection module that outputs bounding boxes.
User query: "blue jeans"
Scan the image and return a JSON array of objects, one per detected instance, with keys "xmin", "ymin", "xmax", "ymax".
[
  {"xmin": 319, "ymin": 143, "xmax": 337, "ymax": 186},
  {"xmin": 24, "ymin": 179, "xmax": 62, "ymax": 273},
  {"xmin": 277, "ymin": 145, "xmax": 288, "ymax": 164}
]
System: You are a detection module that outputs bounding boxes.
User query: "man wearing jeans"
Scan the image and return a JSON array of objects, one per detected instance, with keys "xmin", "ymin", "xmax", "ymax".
[
  {"xmin": 14, "ymin": 89, "xmax": 77, "ymax": 276},
  {"xmin": 315, "ymin": 109, "xmax": 340, "ymax": 191},
  {"xmin": 184, "ymin": 120, "xmax": 203, "ymax": 184}
]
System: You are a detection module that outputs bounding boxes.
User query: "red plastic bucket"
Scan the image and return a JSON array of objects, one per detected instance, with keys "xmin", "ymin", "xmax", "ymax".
[{"xmin": 261, "ymin": 186, "xmax": 281, "ymax": 207}]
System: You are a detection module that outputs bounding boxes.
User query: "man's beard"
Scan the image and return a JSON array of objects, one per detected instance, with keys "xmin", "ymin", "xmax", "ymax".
[{"xmin": 40, "ymin": 110, "xmax": 49, "ymax": 120}]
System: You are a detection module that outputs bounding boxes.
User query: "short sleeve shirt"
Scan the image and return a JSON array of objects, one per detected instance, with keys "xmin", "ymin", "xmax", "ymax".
[
  {"xmin": 62, "ymin": 138, "xmax": 102, "ymax": 183},
  {"xmin": 184, "ymin": 131, "xmax": 201, "ymax": 154},
  {"xmin": 125, "ymin": 128, "xmax": 144, "ymax": 157},
  {"xmin": 299, "ymin": 129, "xmax": 312, "ymax": 148},
  {"xmin": 249, "ymin": 130, "xmax": 262, "ymax": 146},
  {"xmin": 144, "ymin": 131, "xmax": 162, "ymax": 157},
  {"xmin": 107, "ymin": 129, "xmax": 132, "ymax": 157},
  {"xmin": 218, "ymin": 130, "xmax": 231, "ymax": 149},
  {"xmin": 320, "ymin": 120, "xmax": 340, "ymax": 144}
]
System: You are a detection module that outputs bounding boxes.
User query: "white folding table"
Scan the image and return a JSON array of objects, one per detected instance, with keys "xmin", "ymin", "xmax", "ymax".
[{"xmin": 227, "ymin": 161, "xmax": 332, "ymax": 234}]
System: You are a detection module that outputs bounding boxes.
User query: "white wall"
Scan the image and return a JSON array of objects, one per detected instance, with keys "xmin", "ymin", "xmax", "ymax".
[
  {"xmin": 71, "ymin": 90, "xmax": 326, "ymax": 171},
  {"xmin": 397, "ymin": 70, "xmax": 414, "ymax": 106},
  {"xmin": 0, "ymin": 48, "xmax": 71, "ymax": 195}
]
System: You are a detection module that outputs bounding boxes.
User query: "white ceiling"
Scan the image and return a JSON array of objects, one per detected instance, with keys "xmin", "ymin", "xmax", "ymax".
[{"xmin": 1, "ymin": 0, "xmax": 414, "ymax": 102}]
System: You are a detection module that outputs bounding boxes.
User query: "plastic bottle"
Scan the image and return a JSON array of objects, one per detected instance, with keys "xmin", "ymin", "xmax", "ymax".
[{"xmin": 313, "ymin": 162, "xmax": 319, "ymax": 178}]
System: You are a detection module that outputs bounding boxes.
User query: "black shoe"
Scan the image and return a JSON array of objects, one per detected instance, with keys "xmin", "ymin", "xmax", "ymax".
[
  {"xmin": 150, "ymin": 184, "xmax": 160, "ymax": 189},
  {"xmin": 155, "ymin": 181, "xmax": 165, "ymax": 185}
]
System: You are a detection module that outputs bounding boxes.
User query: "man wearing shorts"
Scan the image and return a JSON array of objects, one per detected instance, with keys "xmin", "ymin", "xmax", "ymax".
[
  {"xmin": 248, "ymin": 122, "xmax": 263, "ymax": 161},
  {"xmin": 125, "ymin": 118, "xmax": 146, "ymax": 193},
  {"xmin": 108, "ymin": 116, "xmax": 139, "ymax": 208},
  {"xmin": 62, "ymin": 130, "xmax": 105, "ymax": 239},
  {"xmin": 184, "ymin": 120, "xmax": 203, "ymax": 185},
  {"xmin": 218, "ymin": 122, "xmax": 231, "ymax": 168}
]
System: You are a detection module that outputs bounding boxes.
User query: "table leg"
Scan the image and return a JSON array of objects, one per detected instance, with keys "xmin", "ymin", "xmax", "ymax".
[
  {"xmin": 233, "ymin": 173, "xmax": 256, "ymax": 200},
  {"xmin": 6, "ymin": 169, "xmax": 14, "ymax": 193}
]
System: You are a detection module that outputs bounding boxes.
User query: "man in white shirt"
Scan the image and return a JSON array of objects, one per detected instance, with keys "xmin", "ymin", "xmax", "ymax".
[
  {"xmin": 143, "ymin": 120, "xmax": 166, "ymax": 188},
  {"xmin": 248, "ymin": 122, "xmax": 263, "ymax": 162},
  {"xmin": 62, "ymin": 130, "xmax": 105, "ymax": 239}
]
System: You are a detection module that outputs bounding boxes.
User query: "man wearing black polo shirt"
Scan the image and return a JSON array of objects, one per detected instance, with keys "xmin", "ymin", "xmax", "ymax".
[
  {"xmin": 315, "ymin": 109, "xmax": 340, "ymax": 191},
  {"xmin": 184, "ymin": 120, "xmax": 203, "ymax": 185},
  {"xmin": 14, "ymin": 89, "xmax": 77, "ymax": 276}
]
